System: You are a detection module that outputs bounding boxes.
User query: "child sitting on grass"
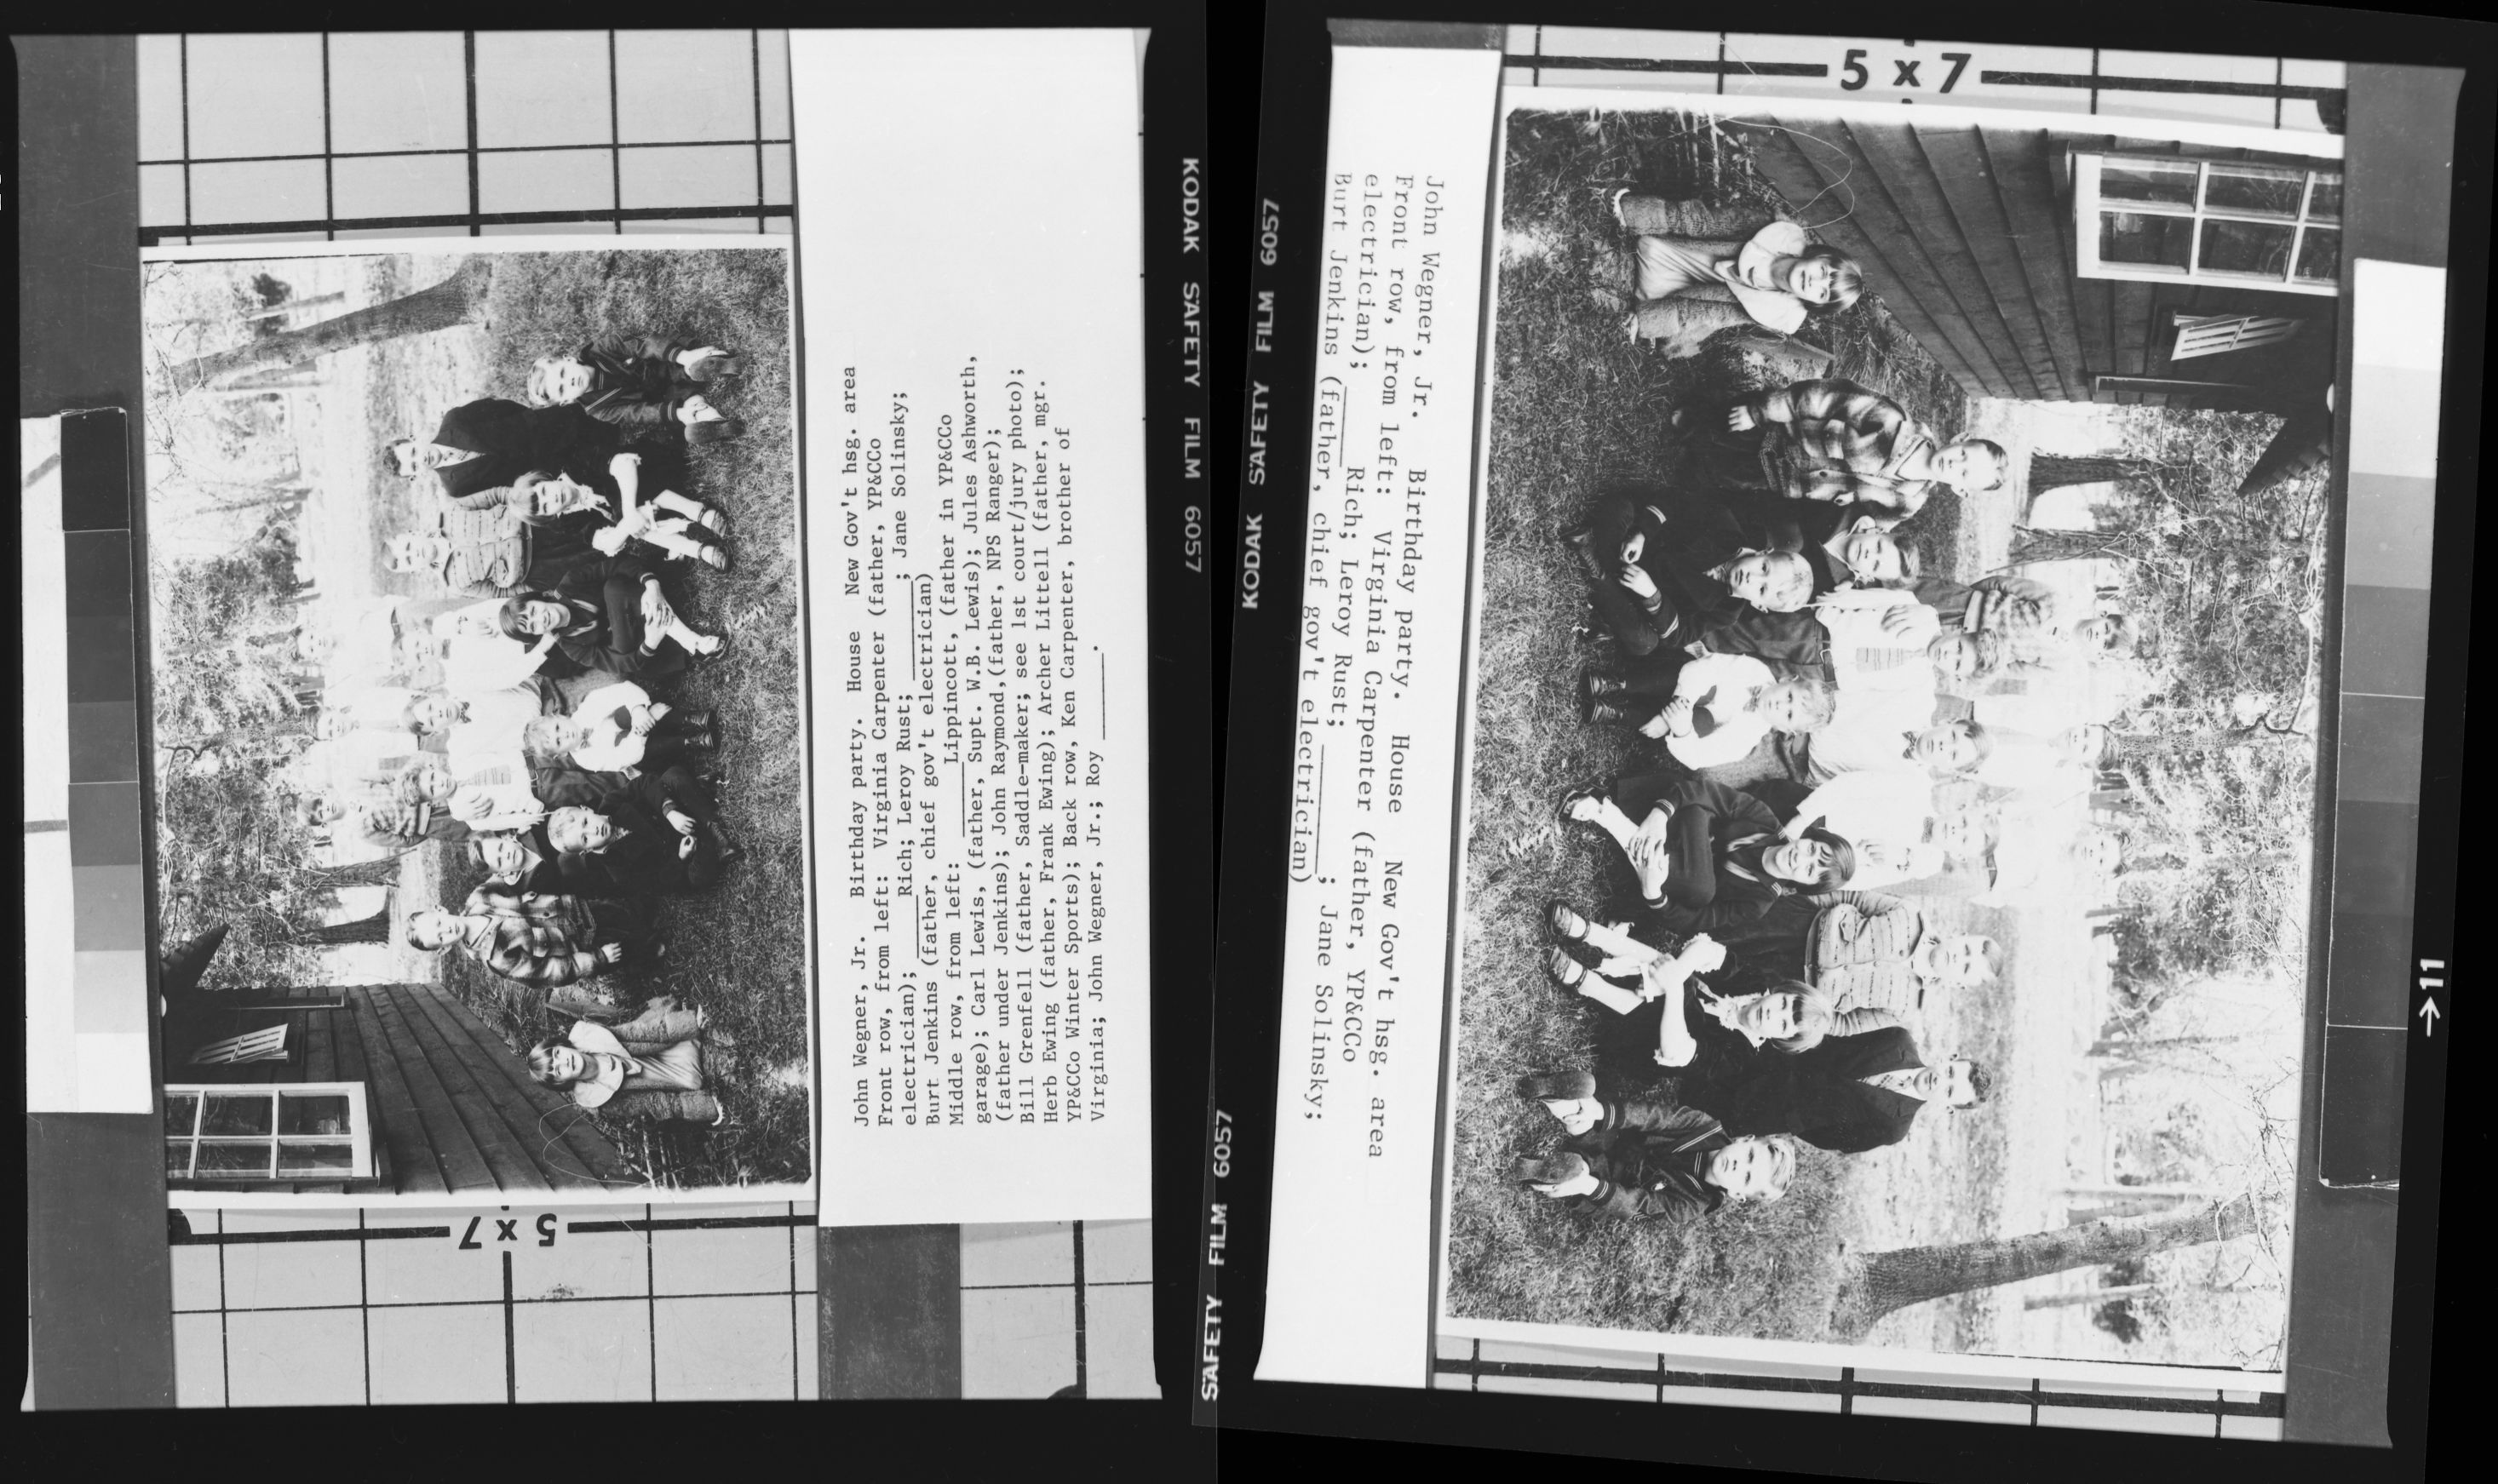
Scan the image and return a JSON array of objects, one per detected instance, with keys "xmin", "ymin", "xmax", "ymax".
[
  {"xmin": 405, "ymin": 881, "xmax": 641, "ymax": 988},
  {"xmin": 1600, "ymin": 194, "xmax": 1864, "ymax": 358},
  {"xmin": 1588, "ymin": 653, "xmax": 1838, "ymax": 771},
  {"xmin": 1509, "ymin": 1069, "xmax": 1799, "ymax": 1223},
  {"xmin": 526, "ymin": 996, "xmax": 728, "ymax": 1115},
  {"xmin": 522, "ymin": 683, "xmax": 716, "ymax": 775},
  {"xmin": 527, "ymin": 335, "xmax": 744, "ymax": 444},
  {"xmin": 1541, "ymin": 906, "xmax": 1899, "ymax": 1083},
  {"xmin": 453, "ymin": 449, "xmax": 733, "ymax": 575},
  {"xmin": 1562, "ymin": 776, "xmax": 1858, "ymax": 935}
]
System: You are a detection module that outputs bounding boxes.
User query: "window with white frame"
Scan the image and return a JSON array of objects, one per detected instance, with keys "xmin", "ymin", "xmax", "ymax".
[
  {"xmin": 165, "ymin": 1083, "xmax": 374, "ymax": 1180},
  {"xmin": 2073, "ymin": 152, "xmax": 2341, "ymax": 297}
]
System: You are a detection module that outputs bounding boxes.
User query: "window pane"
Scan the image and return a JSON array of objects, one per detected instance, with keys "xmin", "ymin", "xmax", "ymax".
[
  {"xmin": 201, "ymin": 1092, "xmax": 275, "ymax": 1137},
  {"xmin": 2294, "ymin": 227, "xmax": 2342, "ymax": 284},
  {"xmin": 2097, "ymin": 159, "xmax": 2197, "ymax": 207},
  {"xmin": 166, "ymin": 1140, "xmax": 196, "ymax": 1177},
  {"xmin": 280, "ymin": 1092, "xmax": 354, "ymax": 1136},
  {"xmin": 2202, "ymin": 166, "xmax": 2305, "ymax": 217},
  {"xmin": 197, "ymin": 1141, "xmax": 275, "ymax": 1177},
  {"xmin": 2307, "ymin": 175, "xmax": 2344, "ymax": 222},
  {"xmin": 277, "ymin": 1142, "xmax": 357, "ymax": 1176},
  {"xmin": 2099, "ymin": 212, "xmax": 2191, "ymax": 272},
  {"xmin": 2199, "ymin": 219, "xmax": 2295, "ymax": 278},
  {"xmin": 166, "ymin": 1092, "xmax": 200, "ymax": 1137}
]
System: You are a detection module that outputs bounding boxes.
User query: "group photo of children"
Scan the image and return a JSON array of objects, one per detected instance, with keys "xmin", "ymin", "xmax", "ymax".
[
  {"xmin": 1442, "ymin": 103, "xmax": 2332, "ymax": 1371},
  {"xmin": 142, "ymin": 242, "xmax": 814, "ymax": 1198}
]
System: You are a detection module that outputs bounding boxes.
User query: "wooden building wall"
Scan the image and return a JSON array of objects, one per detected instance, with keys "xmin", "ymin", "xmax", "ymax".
[
  {"xmin": 1732, "ymin": 116, "xmax": 2340, "ymax": 410},
  {"xmin": 166, "ymin": 982, "xmax": 629, "ymax": 1197}
]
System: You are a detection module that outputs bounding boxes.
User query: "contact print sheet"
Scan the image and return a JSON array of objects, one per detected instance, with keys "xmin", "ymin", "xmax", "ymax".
[
  {"xmin": 20, "ymin": 18, "xmax": 1202, "ymax": 1419},
  {"xmin": 1202, "ymin": 4, "xmax": 2472, "ymax": 1469}
]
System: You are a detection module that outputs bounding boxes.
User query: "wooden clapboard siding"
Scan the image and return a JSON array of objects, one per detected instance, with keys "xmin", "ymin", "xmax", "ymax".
[
  {"xmin": 303, "ymin": 1004, "xmax": 336, "ymax": 1083},
  {"xmin": 1749, "ymin": 137, "xmax": 1992, "ymax": 393},
  {"xmin": 1835, "ymin": 119, "xmax": 2047, "ymax": 399},
  {"xmin": 1736, "ymin": 117, "xmax": 2014, "ymax": 396},
  {"xmin": 392, "ymin": 982, "xmax": 602, "ymax": 1191},
  {"xmin": 361, "ymin": 984, "xmax": 497, "ymax": 1192},
  {"xmin": 381, "ymin": 983, "xmax": 549, "ymax": 1193},
  {"xmin": 351, "ymin": 988, "xmax": 451, "ymax": 1195},
  {"xmin": 1909, "ymin": 124, "xmax": 2068, "ymax": 398},
  {"xmin": 2111, "ymin": 280, "xmax": 2157, "ymax": 378},
  {"xmin": 1743, "ymin": 120, "xmax": 2336, "ymax": 406},
  {"xmin": 423, "ymin": 988, "xmax": 626, "ymax": 1189},
  {"xmin": 1979, "ymin": 129, "xmax": 2092, "ymax": 401},
  {"xmin": 330, "ymin": 998, "xmax": 393, "ymax": 1192}
]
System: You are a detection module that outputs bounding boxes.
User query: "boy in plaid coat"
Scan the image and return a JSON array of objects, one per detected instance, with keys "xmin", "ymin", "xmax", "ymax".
[
  {"xmin": 405, "ymin": 880, "xmax": 652, "ymax": 988},
  {"xmin": 1674, "ymin": 377, "xmax": 2009, "ymax": 522}
]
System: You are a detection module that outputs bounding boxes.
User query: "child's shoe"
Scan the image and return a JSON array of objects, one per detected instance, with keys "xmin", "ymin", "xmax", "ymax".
[{"xmin": 1511, "ymin": 1152, "xmax": 1591, "ymax": 1187}]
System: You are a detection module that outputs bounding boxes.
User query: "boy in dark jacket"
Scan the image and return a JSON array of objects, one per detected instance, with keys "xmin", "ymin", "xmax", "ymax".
[
  {"xmin": 1510, "ymin": 1072, "xmax": 1797, "ymax": 1222},
  {"xmin": 1563, "ymin": 775, "xmax": 1857, "ymax": 936},
  {"xmin": 384, "ymin": 398, "xmax": 625, "ymax": 501},
  {"xmin": 544, "ymin": 765, "xmax": 740, "ymax": 897},
  {"xmin": 527, "ymin": 335, "xmax": 744, "ymax": 444},
  {"xmin": 1689, "ymin": 1023, "xmax": 1991, "ymax": 1155}
]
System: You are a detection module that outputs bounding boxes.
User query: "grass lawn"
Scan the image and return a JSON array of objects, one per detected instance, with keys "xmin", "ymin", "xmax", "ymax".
[
  {"xmin": 374, "ymin": 244, "xmax": 813, "ymax": 1191},
  {"xmin": 1443, "ymin": 109, "xmax": 2006, "ymax": 1342}
]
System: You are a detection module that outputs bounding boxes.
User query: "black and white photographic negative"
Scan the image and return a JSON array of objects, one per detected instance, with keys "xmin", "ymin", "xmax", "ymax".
[
  {"xmin": 1439, "ymin": 91, "xmax": 2339, "ymax": 1374},
  {"xmin": 140, "ymin": 238, "xmax": 814, "ymax": 1204}
]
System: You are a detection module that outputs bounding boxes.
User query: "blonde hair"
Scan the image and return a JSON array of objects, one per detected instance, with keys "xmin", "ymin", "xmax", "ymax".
[
  {"xmin": 1766, "ymin": 676, "xmax": 1837, "ymax": 733},
  {"xmin": 521, "ymin": 714, "xmax": 577, "ymax": 765},
  {"xmin": 1721, "ymin": 1135, "xmax": 1800, "ymax": 1204},
  {"xmin": 524, "ymin": 357, "xmax": 578, "ymax": 408}
]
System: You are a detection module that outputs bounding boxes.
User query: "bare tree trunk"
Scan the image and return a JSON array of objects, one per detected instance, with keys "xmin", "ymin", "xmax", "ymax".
[
  {"xmin": 2024, "ymin": 1282, "xmax": 2159, "ymax": 1310},
  {"xmin": 2054, "ymin": 1183, "xmax": 2232, "ymax": 1201},
  {"xmin": 2011, "ymin": 525, "xmax": 2152, "ymax": 565},
  {"xmin": 1829, "ymin": 1195, "xmax": 2257, "ymax": 1339},
  {"xmin": 210, "ymin": 363, "xmax": 330, "ymax": 392},
  {"xmin": 296, "ymin": 898, "xmax": 396, "ymax": 947},
  {"xmin": 2067, "ymin": 1199, "xmax": 2192, "ymax": 1224},
  {"xmin": 2237, "ymin": 402, "xmax": 2331, "ymax": 497},
  {"xmin": 296, "ymin": 856, "xmax": 406, "ymax": 890},
  {"xmin": 165, "ymin": 259, "xmax": 494, "ymax": 391},
  {"xmin": 244, "ymin": 290, "xmax": 347, "ymax": 322},
  {"xmin": 2030, "ymin": 454, "xmax": 2167, "ymax": 495},
  {"xmin": 2087, "ymin": 1035, "xmax": 2237, "ymax": 1059}
]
